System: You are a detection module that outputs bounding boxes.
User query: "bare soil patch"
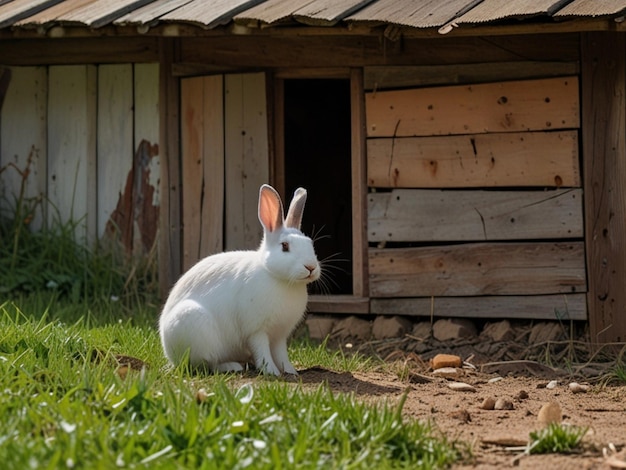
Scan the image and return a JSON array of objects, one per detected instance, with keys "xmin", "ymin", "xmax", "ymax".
[
  {"xmin": 288, "ymin": 325, "xmax": 626, "ymax": 469},
  {"xmin": 290, "ymin": 365, "xmax": 625, "ymax": 469}
]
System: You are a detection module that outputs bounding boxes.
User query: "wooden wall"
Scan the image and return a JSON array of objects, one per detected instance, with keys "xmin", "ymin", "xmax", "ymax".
[
  {"xmin": 180, "ymin": 72, "xmax": 269, "ymax": 271},
  {"xmin": 364, "ymin": 72, "xmax": 587, "ymax": 321},
  {"xmin": 0, "ymin": 64, "xmax": 160, "ymax": 254}
]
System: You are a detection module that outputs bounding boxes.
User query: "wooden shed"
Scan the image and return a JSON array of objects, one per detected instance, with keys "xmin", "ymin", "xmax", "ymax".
[{"xmin": 2, "ymin": 0, "xmax": 626, "ymax": 343}]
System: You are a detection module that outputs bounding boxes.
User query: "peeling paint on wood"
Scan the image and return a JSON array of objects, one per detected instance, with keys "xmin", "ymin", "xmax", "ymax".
[{"xmin": 105, "ymin": 139, "xmax": 159, "ymax": 255}]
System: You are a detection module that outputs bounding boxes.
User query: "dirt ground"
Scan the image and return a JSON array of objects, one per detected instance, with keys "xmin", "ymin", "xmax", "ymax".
[
  {"xmin": 292, "ymin": 365, "xmax": 626, "ymax": 469},
  {"xmin": 284, "ymin": 319, "xmax": 626, "ymax": 468}
]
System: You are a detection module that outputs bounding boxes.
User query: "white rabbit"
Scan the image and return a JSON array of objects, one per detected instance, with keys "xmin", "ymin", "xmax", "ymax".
[{"xmin": 159, "ymin": 184, "xmax": 321, "ymax": 375}]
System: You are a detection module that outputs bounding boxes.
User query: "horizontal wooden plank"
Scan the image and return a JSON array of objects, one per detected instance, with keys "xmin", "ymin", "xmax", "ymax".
[
  {"xmin": 366, "ymin": 76, "xmax": 579, "ymax": 137},
  {"xmin": 178, "ymin": 34, "xmax": 580, "ymax": 69},
  {"xmin": 363, "ymin": 61, "xmax": 580, "ymax": 91},
  {"xmin": 367, "ymin": 131, "xmax": 580, "ymax": 188},
  {"xmin": 370, "ymin": 294, "xmax": 587, "ymax": 320},
  {"xmin": 307, "ymin": 295, "xmax": 370, "ymax": 314},
  {"xmin": 369, "ymin": 242, "xmax": 587, "ymax": 297},
  {"xmin": 368, "ymin": 188, "xmax": 583, "ymax": 242}
]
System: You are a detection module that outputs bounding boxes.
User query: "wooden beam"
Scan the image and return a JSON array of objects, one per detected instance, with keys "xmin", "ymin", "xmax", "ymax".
[
  {"xmin": 582, "ymin": 32, "xmax": 626, "ymax": 343},
  {"xmin": 308, "ymin": 295, "xmax": 370, "ymax": 314},
  {"xmin": 363, "ymin": 62, "xmax": 580, "ymax": 91},
  {"xmin": 351, "ymin": 67, "xmax": 368, "ymax": 298},
  {"xmin": 158, "ymin": 38, "xmax": 182, "ymax": 296},
  {"xmin": 0, "ymin": 37, "xmax": 158, "ymax": 65},
  {"xmin": 179, "ymin": 34, "xmax": 579, "ymax": 68},
  {"xmin": 370, "ymin": 294, "xmax": 587, "ymax": 321}
]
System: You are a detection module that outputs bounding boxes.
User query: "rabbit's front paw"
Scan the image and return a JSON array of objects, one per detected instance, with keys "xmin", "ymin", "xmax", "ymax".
[{"xmin": 259, "ymin": 360, "xmax": 281, "ymax": 376}]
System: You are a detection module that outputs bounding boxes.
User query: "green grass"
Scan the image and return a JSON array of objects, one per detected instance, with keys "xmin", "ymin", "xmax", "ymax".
[
  {"xmin": 526, "ymin": 423, "xmax": 589, "ymax": 455},
  {"xmin": 0, "ymin": 301, "xmax": 460, "ymax": 469}
]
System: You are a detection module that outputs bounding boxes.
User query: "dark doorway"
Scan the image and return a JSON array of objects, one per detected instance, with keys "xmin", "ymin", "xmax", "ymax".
[{"xmin": 283, "ymin": 79, "xmax": 353, "ymax": 295}]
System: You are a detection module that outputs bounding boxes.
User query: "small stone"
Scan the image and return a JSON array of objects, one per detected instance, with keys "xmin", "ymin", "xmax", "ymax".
[
  {"xmin": 448, "ymin": 382, "xmax": 476, "ymax": 392},
  {"xmin": 569, "ymin": 382, "xmax": 590, "ymax": 394},
  {"xmin": 516, "ymin": 390, "xmax": 529, "ymax": 400},
  {"xmin": 537, "ymin": 401, "xmax": 562, "ymax": 425},
  {"xmin": 196, "ymin": 388, "xmax": 208, "ymax": 404},
  {"xmin": 412, "ymin": 321, "xmax": 432, "ymax": 340},
  {"xmin": 432, "ymin": 353, "xmax": 463, "ymax": 370},
  {"xmin": 488, "ymin": 377, "xmax": 503, "ymax": 384},
  {"xmin": 494, "ymin": 398, "xmax": 514, "ymax": 410},
  {"xmin": 372, "ymin": 315, "xmax": 412, "ymax": 340},
  {"xmin": 546, "ymin": 380, "xmax": 558, "ymax": 389},
  {"xmin": 306, "ymin": 316, "xmax": 336, "ymax": 340},
  {"xmin": 480, "ymin": 397, "xmax": 496, "ymax": 410},
  {"xmin": 331, "ymin": 316, "xmax": 372, "ymax": 341},
  {"xmin": 433, "ymin": 318, "xmax": 477, "ymax": 341},
  {"xmin": 529, "ymin": 322, "xmax": 565, "ymax": 344},
  {"xmin": 481, "ymin": 320, "xmax": 515, "ymax": 342},
  {"xmin": 432, "ymin": 367, "xmax": 462, "ymax": 378}
]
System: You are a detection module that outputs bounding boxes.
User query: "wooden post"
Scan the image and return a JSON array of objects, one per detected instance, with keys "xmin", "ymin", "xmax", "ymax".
[
  {"xmin": 159, "ymin": 38, "xmax": 182, "ymax": 297},
  {"xmin": 581, "ymin": 32, "xmax": 626, "ymax": 343},
  {"xmin": 350, "ymin": 68, "xmax": 369, "ymax": 300}
]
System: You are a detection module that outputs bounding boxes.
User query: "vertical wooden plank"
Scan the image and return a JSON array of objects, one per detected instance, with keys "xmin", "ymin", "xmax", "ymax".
[
  {"xmin": 224, "ymin": 72, "xmax": 269, "ymax": 251},
  {"xmin": 350, "ymin": 68, "xmax": 368, "ymax": 299},
  {"xmin": 582, "ymin": 32, "xmax": 626, "ymax": 343},
  {"xmin": 97, "ymin": 64, "xmax": 134, "ymax": 239},
  {"xmin": 133, "ymin": 63, "xmax": 160, "ymax": 255},
  {"xmin": 180, "ymin": 75, "xmax": 225, "ymax": 270},
  {"xmin": 159, "ymin": 38, "xmax": 182, "ymax": 295},
  {"xmin": 199, "ymin": 75, "xmax": 225, "ymax": 259},
  {"xmin": 134, "ymin": 62, "xmax": 160, "ymax": 199},
  {"xmin": 181, "ymin": 77, "xmax": 204, "ymax": 270},
  {"xmin": 47, "ymin": 65, "xmax": 96, "ymax": 241},
  {"xmin": 0, "ymin": 66, "xmax": 47, "ymax": 231}
]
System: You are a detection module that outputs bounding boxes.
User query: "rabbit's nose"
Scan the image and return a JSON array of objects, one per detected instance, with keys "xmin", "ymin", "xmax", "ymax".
[{"xmin": 305, "ymin": 265, "xmax": 317, "ymax": 275}]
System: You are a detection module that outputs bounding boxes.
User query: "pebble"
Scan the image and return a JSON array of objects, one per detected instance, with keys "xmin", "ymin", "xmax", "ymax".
[
  {"xmin": 432, "ymin": 367, "xmax": 462, "ymax": 378},
  {"xmin": 546, "ymin": 380, "xmax": 559, "ymax": 389},
  {"xmin": 537, "ymin": 401, "xmax": 562, "ymax": 425},
  {"xmin": 494, "ymin": 398, "xmax": 514, "ymax": 410},
  {"xmin": 480, "ymin": 397, "xmax": 496, "ymax": 410},
  {"xmin": 448, "ymin": 382, "xmax": 476, "ymax": 392},
  {"xmin": 432, "ymin": 353, "xmax": 463, "ymax": 370},
  {"xmin": 569, "ymin": 382, "xmax": 590, "ymax": 394},
  {"xmin": 515, "ymin": 390, "xmax": 529, "ymax": 400},
  {"xmin": 488, "ymin": 377, "xmax": 503, "ymax": 384}
]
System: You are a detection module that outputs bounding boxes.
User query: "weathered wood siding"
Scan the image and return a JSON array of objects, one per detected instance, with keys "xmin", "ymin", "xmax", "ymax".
[
  {"xmin": 0, "ymin": 64, "xmax": 160, "ymax": 254},
  {"xmin": 180, "ymin": 72, "xmax": 269, "ymax": 270},
  {"xmin": 365, "ymin": 73, "xmax": 586, "ymax": 321},
  {"xmin": 224, "ymin": 73, "xmax": 269, "ymax": 251},
  {"xmin": 0, "ymin": 66, "xmax": 47, "ymax": 231},
  {"xmin": 181, "ymin": 75, "xmax": 225, "ymax": 271}
]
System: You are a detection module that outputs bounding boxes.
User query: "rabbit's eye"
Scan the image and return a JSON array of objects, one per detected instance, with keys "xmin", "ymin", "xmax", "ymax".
[{"xmin": 281, "ymin": 242, "xmax": 290, "ymax": 253}]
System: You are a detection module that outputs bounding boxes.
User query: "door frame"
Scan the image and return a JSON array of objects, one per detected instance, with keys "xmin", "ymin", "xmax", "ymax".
[{"xmin": 272, "ymin": 68, "xmax": 369, "ymax": 314}]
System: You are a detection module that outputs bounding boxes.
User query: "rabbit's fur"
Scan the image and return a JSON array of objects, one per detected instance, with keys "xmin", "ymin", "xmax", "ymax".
[{"xmin": 159, "ymin": 184, "xmax": 320, "ymax": 375}]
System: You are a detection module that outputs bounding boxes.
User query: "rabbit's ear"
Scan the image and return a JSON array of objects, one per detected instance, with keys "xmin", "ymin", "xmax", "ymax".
[
  {"xmin": 258, "ymin": 184, "xmax": 284, "ymax": 233},
  {"xmin": 285, "ymin": 187, "xmax": 307, "ymax": 230}
]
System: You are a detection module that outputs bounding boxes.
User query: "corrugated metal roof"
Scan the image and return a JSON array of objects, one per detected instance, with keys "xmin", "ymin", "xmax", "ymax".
[
  {"xmin": 455, "ymin": 0, "xmax": 571, "ymax": 24},
  {"xmin": 347, "ymin": 0, "xmax": 481, "ymax": 28},
  {"xmin": 2, "ymin": 0, "xmax": 626, "ymax": 33},
  {"xmin": 554, "ymin": 0, "xmax": 626, "ymax": 17}
]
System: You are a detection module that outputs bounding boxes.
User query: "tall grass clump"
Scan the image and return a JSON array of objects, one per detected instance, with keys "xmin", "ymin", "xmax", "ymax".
[{"xmin": 0, "ymin": 153, "xmax": 159, "ymax": 323}]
